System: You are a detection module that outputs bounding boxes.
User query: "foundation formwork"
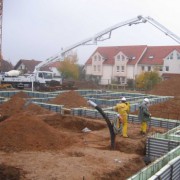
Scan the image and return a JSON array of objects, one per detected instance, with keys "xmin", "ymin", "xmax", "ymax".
[{"xmin": 0, "ymin": 89, "xmax": 179, "ymax": 179}]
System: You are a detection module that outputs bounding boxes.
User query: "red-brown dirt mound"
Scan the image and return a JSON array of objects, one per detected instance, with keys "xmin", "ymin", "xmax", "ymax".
[
  {"xmin": 149, "ymin": 77, "xmax": 180, "ymax": 96},
  {"xmin": 149, "ymin": 96, "xmax": 180, "ymax": 120},
  {"xmin": 25, "ymin": 103, "xmax": 52, "ymax": 115},
  {"xmin": 49, "ymin": 90, "xmax": 90, "ymax": 108},
  {"xmin": 0, "ymin": 96, "xmax": 51, "ymax": 119},
  {"xmin": 0, "ymin": 96, "xmax": 26, "ymax": 117},
  {"xmin": 0, "ymin": 112, "xmax": 75, "ymax": 152}
]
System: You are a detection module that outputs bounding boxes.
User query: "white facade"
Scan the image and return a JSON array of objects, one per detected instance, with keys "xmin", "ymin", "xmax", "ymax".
[
  {"xmin": 127, "ymin": 65, "xmax": 135, "ymax": 79},
  {"xmin": 163, "ymin": 50, "xmax": 180, "ymax": 74},
  {"xmin": 101, "ymin": 65, "xmax": 112, "ymax": 84},
  {"xmin": 85, "ymin": 47, "xmax": 180, "ymax": 85}
]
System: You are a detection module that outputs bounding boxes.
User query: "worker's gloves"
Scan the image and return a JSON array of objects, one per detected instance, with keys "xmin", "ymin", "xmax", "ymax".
[{"xmin": 117, "ymin": 114, "xmax": 123, "ymax": 123}]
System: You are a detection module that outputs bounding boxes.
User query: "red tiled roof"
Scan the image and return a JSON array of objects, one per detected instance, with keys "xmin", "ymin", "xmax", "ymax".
[
  {"xmin": 14, "ymin": 59, "xmax": 42, "ymax": 72},
  {"xmin": 85, "ymin": 45, "xmax": 147, "ymax": 65},
  {"xmin": 139, "ymin": 46, "xmax": 180, "ymax": 65}
]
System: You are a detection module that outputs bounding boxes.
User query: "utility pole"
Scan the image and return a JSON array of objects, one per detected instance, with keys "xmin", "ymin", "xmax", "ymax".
[{"xmin": 0, "ymin": 0, "xmax": 3, "ymax": 72}]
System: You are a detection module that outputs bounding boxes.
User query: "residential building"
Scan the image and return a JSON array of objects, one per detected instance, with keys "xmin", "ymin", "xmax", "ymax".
[
  {"xmin": 14, "ymin": 59, "xmax": 61, "ymax": 76},
  {"xmin": 84, "ymin": 45, "xmax": 180, "ymax": 85},
  {"xmin": 14, "ymin": 59, "xmax": 41, "ymax": 74}
]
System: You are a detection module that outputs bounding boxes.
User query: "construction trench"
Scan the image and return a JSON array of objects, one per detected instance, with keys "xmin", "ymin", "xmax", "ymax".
[{"xmin": 0, "ymin": 78, "xmax": 180, "ymax": 179}]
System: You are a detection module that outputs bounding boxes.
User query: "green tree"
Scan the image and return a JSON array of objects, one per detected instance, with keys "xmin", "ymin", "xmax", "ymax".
[
  {"xmin": 135, "ymin": 71, "xmax": 161, "ymax": 90},
  {"xmin": 58, "ymin": 51, "xmax": 79, "ymax": 80}
]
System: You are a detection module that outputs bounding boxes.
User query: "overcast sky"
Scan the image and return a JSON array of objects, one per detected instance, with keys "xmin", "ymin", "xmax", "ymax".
[{"xmin": 2, "ymin": 0, "xmax": 180, "ymax": 65}]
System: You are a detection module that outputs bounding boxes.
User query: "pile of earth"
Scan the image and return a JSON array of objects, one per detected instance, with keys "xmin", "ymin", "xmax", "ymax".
[
  {"xmin": 149, "ymin": 76, "xmax": 180, "ymax": 96},
  {"xmin": 0, "ymin": 92, "xmax": 51, "ymax": 120},
  {"xmin": 49, "ymin": 90, "xmax": 90, "ymax": 108},
  {"xmin": 148, "ymin": 96, "xmax": 180, "ymax": 120},
  {"xmin": 143, "ymin": 77, "xmax": 180, "ymax": 120},
  {"xmin": 0, "ymin": 112, "xmax": 75, "ymax": 152}
]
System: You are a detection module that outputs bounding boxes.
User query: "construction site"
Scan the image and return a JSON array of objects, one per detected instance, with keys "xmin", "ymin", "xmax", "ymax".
[
  {"xmin": 0, "ymin": 1, "xmax": 180, "ymax": 180},
  {"xmin": 0, "ymin": 76, "xmax": 179, "ymax": 180}
]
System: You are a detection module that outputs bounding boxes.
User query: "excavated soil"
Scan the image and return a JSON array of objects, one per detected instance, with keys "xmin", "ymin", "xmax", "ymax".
[
  {"xmin": 0, "ymin": 82, "xmax": 178, "ymax": 180},
  {"xmin": 142, "ymin": 77, "xmax": 180, "ymax": 120},
  {"xmin": 48, "ymin": 90, "xmax": 90, "ymax": 108},
  {"xmin": 149, "ymin": 76, "xmax": 180, "ymax": 96}
]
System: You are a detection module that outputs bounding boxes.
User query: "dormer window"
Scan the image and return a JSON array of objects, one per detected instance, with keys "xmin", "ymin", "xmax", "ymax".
[
  {"xmin": 129, "ymin": 56, "xmax": 135, "ymax": 60},
  {"xmin": 98, "ymin": 55, "xmax": 101, "ymax": 61},
  {"xmin": 117, "ymin": 55, "xmax": 120, "ymax": 60},
  {"xmin": 148, "ymin": 55, "xmax": 154, "ymax": 59}
]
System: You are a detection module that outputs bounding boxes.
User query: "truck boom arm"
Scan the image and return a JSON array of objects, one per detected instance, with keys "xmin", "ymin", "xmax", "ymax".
[
  {"xmin": 141, "ymin": 16, "xmax": 180, "ymax": 44},
  {"xmin": 34, "ymin": 15, "xmax": 180, "ymax": 72}
]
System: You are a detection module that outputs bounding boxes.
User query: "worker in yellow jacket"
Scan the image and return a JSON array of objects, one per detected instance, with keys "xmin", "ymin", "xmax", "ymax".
[{"xmin": 114, "ymin": 97, "xmax": 130, "ymax": 138}]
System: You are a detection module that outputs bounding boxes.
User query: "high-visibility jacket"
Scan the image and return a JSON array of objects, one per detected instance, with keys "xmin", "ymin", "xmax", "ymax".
[{"xmin": 115, "ymin": 102, "xmax": 130, "ymax": 117}]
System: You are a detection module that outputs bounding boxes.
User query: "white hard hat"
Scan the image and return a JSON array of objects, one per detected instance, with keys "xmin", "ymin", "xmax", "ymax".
[
  {"xmin": 144, "ymin": 98, "xmax": 150, "ymax": 103},
  {"xmin": 121, "ymin": 97, "xmax": 126, "ymax": 101}
]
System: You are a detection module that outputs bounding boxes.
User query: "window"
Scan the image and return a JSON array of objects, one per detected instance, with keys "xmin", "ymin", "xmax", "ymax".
[
  {"xmin": 43, "ymin": 72, "xmax": 53, "ymax": 79},
  {"xmin": 121, "ymin": 77, "xmax": 125, "ymax": 84},
  {"xmin": 38, "ymin": 73, "xmax": 43, "ymax": 78},
  {"xmin": 165, "ymin": 66, "xmax": 169, "ymax": 71},
  {"xmin": 132, "ymin": 56, "xmax": 136, "ymax": 60},
  {"xmin": 141, "ymin": 66, "xmax": 144, "ymax": 71},
  {"xmin": 122, "ymin": 55, "xmax": 125, "ymax": 60},
  {"xmin": 98, "ymin": 55, "xmax": 101, "ymax": 61},
  {"xmin": 168, "ymin": 54, "xmax": 173, "ymax": 60},
  {"xmin": 148, "ymin": 66, "xmax": 151, "ymax": 71},
  {"xmin": 117, "ymin": 55, "xmax": 120, "ymax": 60},
  {"xmin": 121, "ymin": 66, "xmax": 125, "ymax": 72},
  {"xmin": 170, "ymin": 54, "xmax": 173, "ymax": 59},
  {"xmin": 94, "ymin": 65, "xmax": 96, "ymax": 71},
  {"xmin": 116, "ymin": 66, "xmax": 120, "ymax": 72},
  {"xmin": 148, "ymin": 55, "xmax": 154, "ymax": 59}
]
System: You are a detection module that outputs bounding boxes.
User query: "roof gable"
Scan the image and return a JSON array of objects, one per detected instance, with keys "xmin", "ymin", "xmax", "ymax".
[
  {"xmin": 85, "ymin": 45, "xmax": 147, "ymax": 65},
  {"xmin": 14, "ymin": 59, "xmax": 42, "ymax": 72}
]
